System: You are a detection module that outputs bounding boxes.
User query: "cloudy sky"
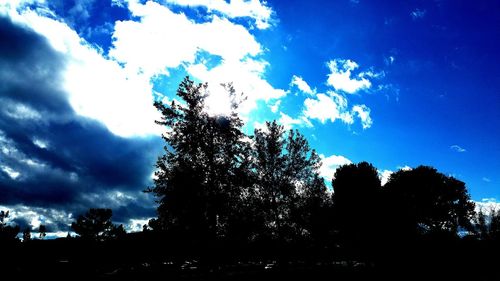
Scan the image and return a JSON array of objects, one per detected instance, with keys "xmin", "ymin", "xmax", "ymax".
[{"xmin": 0, "ymin": 0, "xmax": 498, "ymax": 236}]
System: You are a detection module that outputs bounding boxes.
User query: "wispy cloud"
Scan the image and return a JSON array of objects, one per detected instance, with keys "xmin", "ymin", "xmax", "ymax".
[
  {"xmin": 482, "ymin": 177, "xmax": 491, "ymax": 183},
  {"xmin": 450, "ymin": 144, "xmax": 466, "ymax": 153},
  {"xmin": 278, "ymin": 112, "xmax": 310, "ymax": 130},
  {"xmin": 351, "ymin": 104, "xmax": 373, "ymax": 129},
  {"xmin": 410, "ymin": 8, "xmax": 426, "ymax": 20},
  {"xmin": 163, "ymin": 0, "xmax": 274, "ymax": 29},
  {"xmin": 290, "ymin": 75, "xmax": 315, "ymax": 95}
]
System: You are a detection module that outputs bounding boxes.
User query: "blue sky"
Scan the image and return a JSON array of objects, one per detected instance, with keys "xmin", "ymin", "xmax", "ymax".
[{"xmin": 0, "ymin": 0, "xmax": 498, "ymax": 235}]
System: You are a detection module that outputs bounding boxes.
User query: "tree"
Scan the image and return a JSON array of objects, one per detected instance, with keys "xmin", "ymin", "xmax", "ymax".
[
  {"xmin": 331, "ymin": 162, "xmax": 382, "ymax": 244},
  {"xmin": 0, "ymin": 210, "xmax": 20, "ymax": 241},
  {"xmin": 253, "ymin": 121, "xmax": 325, "ymax": 242},
  {"xmin": 474, "ymin": 208, "xmax": 500, "ymax": 240},
  {"xmin": 71, "ymin": 208, "xmax": 125, "ymax": 241},
  {"xmin": 23, "ymin": 227, "xmax": 31, "ymax": 242},
  {"xmin": 38, "ymin": 224, "xmax": 46, "ymax": 240},
  {"xmin": 384, "ymin": 166, "xmax": 475, "ymax": 236},
  {"xmin": 293, "ymin": 174, "xmax": 331, "ymax": 245},
  {"xmin": 147, "ymin": 77, "xmax": 249, "ymax": 243}
]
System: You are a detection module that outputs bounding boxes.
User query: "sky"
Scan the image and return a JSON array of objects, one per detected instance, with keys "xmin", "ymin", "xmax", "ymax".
[{"xmin": 0, "ymin": 0, "xmax": 499, "ymax": 236}]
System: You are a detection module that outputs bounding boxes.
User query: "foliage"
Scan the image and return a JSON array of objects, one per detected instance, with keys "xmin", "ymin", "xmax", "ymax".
[
  {"xmin": 147, "ymin": 77, "xmax": 249, "ymax": 242},
  {"xmin": 0, "ymin": 210, "xmax": 20, "ymax": 241},
  {"xmin": 474, "ymin": 208, "xmax": 500, "ymax": 240},
  {"xmin": 331, "ymin": 162, "xmax": 382, "ymax": 243},
  {"xmin": 23, "ymin": 227, "xmax": 31, "ymax": 242},
  {"xmin": 71, "ymin": 208, "xmax": 125, "ymax": 241},
  {"xmin": 384, "ymin": 166, "xmax": 475, "ymax": 236},
  {"xmin": 253, "ymin": 121, "xmax": 326, "ymax": 241},
  {"xmin": 38, "ymin": 224, "xmax": 47, "ymax": 240}
]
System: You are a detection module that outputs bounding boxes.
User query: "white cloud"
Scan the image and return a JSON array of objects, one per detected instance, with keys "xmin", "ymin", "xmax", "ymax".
[
  {"xmin": 114, "ymin": 1, "xmax": 285, "ymax": 118},
  {"xmin": 379, "ymin": 169, "xmax": 393, "ymax": 186},
  {"xmin": 450, "ymin": 145, "xmax": 466, "ymax": 153},
  {"xmin": 269, "ymin": 99, "xmax": 281, "ymax": 113},
  {"xmin": 277, "ymin": 112, "xmax": 309, "ymax": 130},
  {"xmin": 111, "ymin": 2, "xmax": 262, "ymax": 75},
  {"xmin": 0, "ymin": 204, "xmax": 73, "ymax": 230},
  {"xmin": 252, "ymin": 120, "xmax": 268, "ymax": 133},
  {"xmin": 290, "ymin": 75, "xmax": 315, "ymax": 95},
  {"xmin": 126, "ymin": 218, "xmax": 151, "ymax": 232},
  {"xmin": 3, "ymin": 101, "xmax": 42, "ymax": 120},
  {"xmin": 326, "ymin": 59, "xmax": 371, "ymax": 94},
  {"xmin": 319, "ymin": 154, "xmax": 352, "ymax": 182},
  {"xmin": 482, "ymin": 177, "xmax": 491, "ymax": 183},
  {"xmin": 303, "ymin": 92, "xmax": 353, "ymax": 125},
  {"xmin": 475, "ymin": 198, "xmax": 500, "ymax": 214},
  {"xmin": 2, "ymin": 0, "xmax": 284, "ymax": 137},
  {"xmin": 385, "ymin": 55, "xmax": 395, "ymax": 66},
  {"xmin": 351, "ymin": 104, "xmax": 373, "ymax": 129},
  {"xmin": 1, "ymin": 165, "xmax": 20, "ymax": 180},
  {"xmin": 187, "ymin": 59, "xmax": 286, "ymax": 116},
  {"xmin": 398, "ymin": 165, "xmax": 412, "ymax": 171},
  {"xmin": 32, "ymin": 138, "xmax": 49, "ymax": 149},
  {"xmin": 4, "ymin": 4, "xmax": 161, "ymax": 137},
  {"xmin": 163, "ymin": 0, "xmax": 274, "ymax": 29}
]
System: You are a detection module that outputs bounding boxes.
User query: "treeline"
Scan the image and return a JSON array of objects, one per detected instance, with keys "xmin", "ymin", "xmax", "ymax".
[
  {"xmin": 145, "ymin": 77, "xmax": 494, "ymax": 247},
  {"xmin": 1, "ymin": 77, "xmax": 499, "ymax": 280}
]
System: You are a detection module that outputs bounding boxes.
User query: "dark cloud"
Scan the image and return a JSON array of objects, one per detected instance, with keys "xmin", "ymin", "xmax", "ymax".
[{"xmin": 0, "ymin": 16, "xmax": 162, "ymax": 232}]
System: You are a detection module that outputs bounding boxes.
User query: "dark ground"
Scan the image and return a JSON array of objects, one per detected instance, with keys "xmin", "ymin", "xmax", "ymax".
[{"xmin": 2, "ymin": 233, "xmax": 499, "ymax": 281}]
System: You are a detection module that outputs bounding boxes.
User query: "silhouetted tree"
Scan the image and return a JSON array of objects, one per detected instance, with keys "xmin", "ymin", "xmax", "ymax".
[
  {"xmin": 22, "ymin": 226, "xmax": 31, "ymax": 242},
  {"xmin": 71, "ymin": 208, "xmax": 124, "ymax": 241},
  {"xmin": 293, "ymin": 174, "xmax": 331, "ymax": 245},
  {"xmin": 147, "ymin": 77, "xmax": 249, "ymax": 243},
  {"xmin": 332, "ymin": 162, "xmax": 381, "ymax": 245},
  {"xmin": 474, "ymin": 208, "xmax": 500, "ymax": 240},
  {"xmin": 38, "ymin": 224, "xmax": 46, "ymax": 240},
  {"xmin": 384, "ymin": 166, "xmax": 475, "ymax": 237},
  {"xmin": 253, "ymin": 121, "xmax": 325, "ymax": 242},
  {"xmin": 0, "ymin": 210, "xmax": 19, "ymax": 241}
]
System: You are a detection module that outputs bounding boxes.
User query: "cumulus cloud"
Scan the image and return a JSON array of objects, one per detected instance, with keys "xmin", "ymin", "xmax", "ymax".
[
  {"xmin": 290, "ymin": 75, "xmax": 315, "ymax": 95},
  {"xmin": 0, "ymin": 15, "xmax": 159, "ymax": 232},
  {"xmin": 326, "ymin": 59, "xmax": 371, "ymax": 94},
  {"xmin": 2, "ymin": 0, "xmax": 283, "ymax": 136},
  {"xmin": 294, "ymin": 58, "xmax": 375, "ymax": 130},
  {"xmin": 187, "ymin": 58, "xmax": 286, "ymax": 116},
  {"xmin": 319, "ymin": 154, "xmax": 352, "ymax": 183},
  {"xmin": 351, "ymin": 104, "xmax": 373, "ymax": 129},
  {"xmin": 112, "ymin": 0, "xmax": 285, "ymax": 117},
  {"xmin": 379, "ymin": 169, "xmax": 393, "ymax": 186},
  {"xmin": 3, "ymin": 2, "xmax": 160, "ymax": 137},
  {"xmin": 450, "ymin": 144, "xmax": 466, "ymax": 153},
  {"xmin": 303, "ymin": 92, "xmax": 353, "ymax": 125},
  {"xmin": 475, "ymin": 198, "xmax": 500, "ymax": 214},
  {"xmin": 163, "ymin": 0, "xmax": 274, "ymax": 29}
]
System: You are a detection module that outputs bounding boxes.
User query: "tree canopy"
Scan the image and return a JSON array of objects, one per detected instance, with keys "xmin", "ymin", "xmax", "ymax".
[
  {"xmin": 384, "ymin": 166, "xmax": 475, "ymax": 236},
  {"xmin": 71, "ymin": 208, "xmax": 125, "ymax": 241},
  {"xmin": 0, "ymin": 210, "xmax": 19, "ymax": 241}
]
